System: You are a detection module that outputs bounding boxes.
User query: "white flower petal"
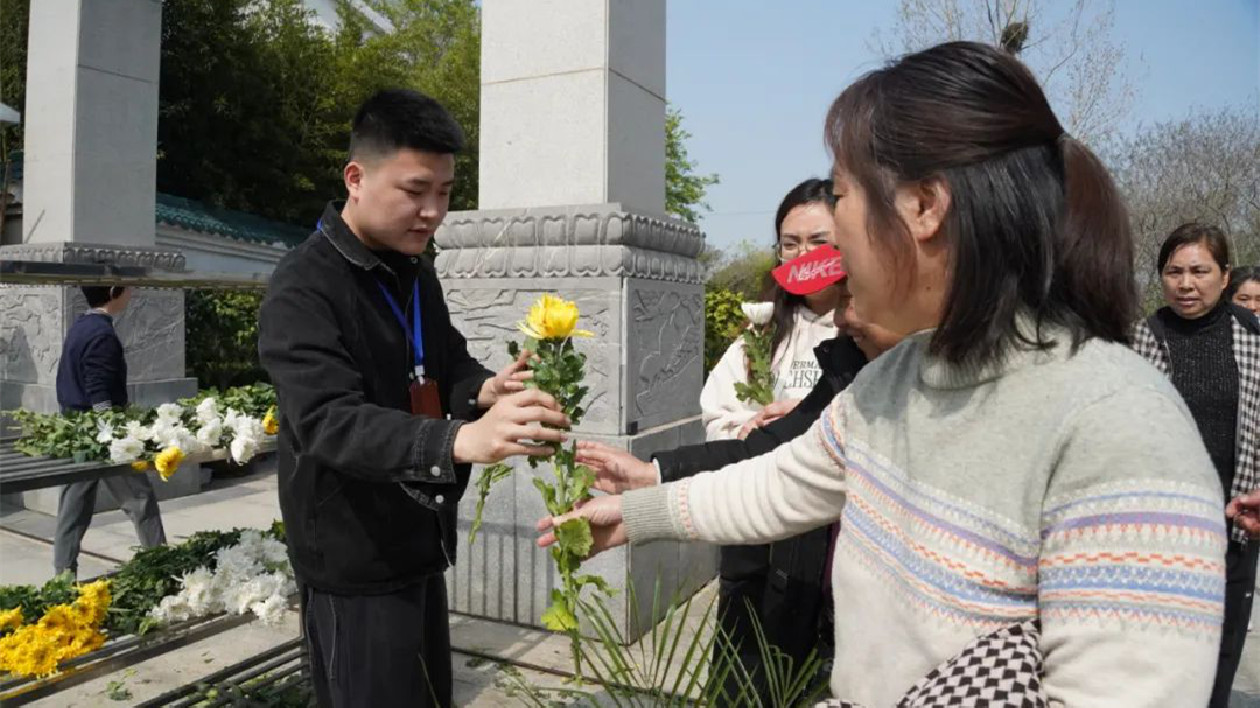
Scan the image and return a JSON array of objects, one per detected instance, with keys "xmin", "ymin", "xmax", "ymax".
[{"xmin": 741, "ymin": 301, "xmax": 775, "ymax": 326}]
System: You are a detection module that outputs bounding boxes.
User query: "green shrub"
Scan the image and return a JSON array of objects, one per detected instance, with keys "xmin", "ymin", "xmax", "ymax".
[{"xmin": 185, "ymin": 289, "xmax": 268, "ymax": 391}]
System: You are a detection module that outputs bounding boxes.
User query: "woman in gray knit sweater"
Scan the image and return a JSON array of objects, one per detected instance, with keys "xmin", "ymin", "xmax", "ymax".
[{"xmin": 540, "ymin": 42, "xmax": 1227, "ymax": 706}]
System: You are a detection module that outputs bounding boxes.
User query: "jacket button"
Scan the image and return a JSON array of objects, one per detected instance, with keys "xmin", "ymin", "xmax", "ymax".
[
  {"xmin": 435, "ymin": 495, "xmax": 445, "ymax": 504},
  {"xmin": 430, "ymin": 466, "xmax": 442, "ymax": 477},
  {"xmin": 410, "ymin": 257, "xmax": 418, "ymax": 264}
]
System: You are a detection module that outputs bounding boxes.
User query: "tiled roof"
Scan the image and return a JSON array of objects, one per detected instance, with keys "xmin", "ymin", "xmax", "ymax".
[
  {"xmin": 155, "ymin": 193, "xmax": 308, "ymax": 248},
  {"xmin": 5, "ymin": 152, "xmax": 307, "ymax": 248}
]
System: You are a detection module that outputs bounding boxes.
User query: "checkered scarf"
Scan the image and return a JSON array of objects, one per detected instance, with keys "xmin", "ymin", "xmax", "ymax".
[
  {"xmin": 817, "ymin": 621, "xmax": 1046, "ymax": 708},
  {"xmin": 1132, "ymin": 306, "xmax": 1260, "ymax": 544}
]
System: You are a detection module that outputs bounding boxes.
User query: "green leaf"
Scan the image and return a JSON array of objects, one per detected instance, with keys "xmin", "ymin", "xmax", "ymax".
[
  {"xmin": 574, "ymin": 574, "xmax": 616, "ymax": 596},
  {"xmin": 469, "ymin": 463, "xmax": 512, "ymax": 546},
  {"xmin": 540, "ymin": 592, "xmax": 578, "ymax": 632},
  {"xmin": 554, "ymin": 518, "xmax": 593, "ymax": 558},
  {"xmin": 532, "ymin": 477, "xmax": 562, "ymax": 516},
  {"xmin": 568, "ymin": 465, "xmax": 595, "ymax": 507}
]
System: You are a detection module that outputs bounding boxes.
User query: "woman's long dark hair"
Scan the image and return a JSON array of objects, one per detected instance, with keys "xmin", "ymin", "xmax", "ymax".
[
  {"xmin": 824, "ymin": 41, "xmax": 1136, "ymax": 368},
  {"xmin": 764, "ymin": 178, "xmax": 839, "ymax": 359}
]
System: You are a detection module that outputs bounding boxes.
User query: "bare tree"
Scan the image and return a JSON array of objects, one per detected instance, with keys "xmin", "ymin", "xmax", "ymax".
[
  {"xmin": 872, "ymin": 0, "xmax": 1136, "ymax": 146},
  {"xmin": 1109, "ymin": 105, "xmax": 1260, "ymax": 309}
]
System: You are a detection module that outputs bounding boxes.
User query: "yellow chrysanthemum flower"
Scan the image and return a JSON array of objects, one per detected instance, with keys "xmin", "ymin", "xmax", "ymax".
[
  {"xmin": 518, "ymin": 294, "xmax": 593, "ymax": 340},
  {"xmin": 262, "ymin": 406, "xmax": 279, "ymax": 435},
  {"xmin": 0, "ymin": 625, "xmax": 59, "ymax": 677},
  {"xmin": 154, "ymin": 446, "xmax": 185, "ymax": 481},
  {"xmin": 0, "ymin": 607, "xmax": 22, "ymax": 632},
  {"xmin": 23, "ymin": 636, "xmax": 57, "ymax": 677},
  {"xmin": 77, "ymin": 580, "xmax": 110, "ymax": 608},
  {"xmin": 0, "ymin": 577, "xmax": 112, "ymax": 677},
  {"xmin": 74, "ymin": 582, "xmax": 110, "ymax": 626},
  {"xmin": 37, "ymin": 605, "xmax": 78, "ymax": 632},
  {"xmin": 131, "ymin": 460, "xmax": 150, "ymax": 472}
]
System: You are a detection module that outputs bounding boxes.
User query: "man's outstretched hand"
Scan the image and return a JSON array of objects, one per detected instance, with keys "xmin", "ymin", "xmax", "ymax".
[
  {"xmin": 477, "ymin": 349, "xmax": 535, "ymax": 409},
  {"xmin": 454, "ymin": 389, "xmax": 568, "ymax": 464}
]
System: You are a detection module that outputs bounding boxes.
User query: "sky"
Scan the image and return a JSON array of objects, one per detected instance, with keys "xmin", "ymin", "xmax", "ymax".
[{"xmin": 666, "ymin": 0, "xmax": 1260, "ymax": 252}]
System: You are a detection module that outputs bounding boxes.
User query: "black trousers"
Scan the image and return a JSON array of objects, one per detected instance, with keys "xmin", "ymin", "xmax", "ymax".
[
  {"xmin": 709, "ymin": 529, "xmax": 831, "ymax": 705},
  {"xmin": 300, "ymin": 575, "xmax": 453, "ymax": 708},
  {"xmin": 1209, "ymin": 538, "xmax": 1259, "ymax": 708}
]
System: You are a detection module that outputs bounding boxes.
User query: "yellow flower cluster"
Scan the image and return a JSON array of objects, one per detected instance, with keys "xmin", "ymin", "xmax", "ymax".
[
  {"xmin": 0, "ymin": 608, "xmax": 22, "ymax": 632},
  {"xmin": 0, "ymin": 580, "xmax": 110, "ymax": 678},
  {"xmin": 262, "ymin": 407, "xmax": 279, "ymax": 436},
  {"xmin": 518, "ymin": 295, "xmax": 593, "ymax": 340},
  {"xmin": 154, "ymin": 446, "xmax": 185, "ymax": 481}
]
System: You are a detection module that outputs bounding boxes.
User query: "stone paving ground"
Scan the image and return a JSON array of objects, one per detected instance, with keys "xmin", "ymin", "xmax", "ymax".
[{"xmin": 1, "ymin": 463, "xmax": 1258, "ymax": 706}]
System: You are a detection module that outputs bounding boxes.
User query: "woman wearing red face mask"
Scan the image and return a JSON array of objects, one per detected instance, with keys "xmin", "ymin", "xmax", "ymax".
[
  {"xmin": 1132, "ymin": 222, "xmax": 1260, "ymax": 708},
  {"xmin": 701, "ymin": 179, "xmax": 844, "ymax": 442}
]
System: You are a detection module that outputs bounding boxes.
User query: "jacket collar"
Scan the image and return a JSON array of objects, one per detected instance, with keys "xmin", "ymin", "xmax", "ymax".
[
  {"xmin": 814, "ymin": 336, "xmax": 868, "ymax": 380},
  {"xmin": 317, "ymin": 201, "xmax": 385, "ymax": 272}
]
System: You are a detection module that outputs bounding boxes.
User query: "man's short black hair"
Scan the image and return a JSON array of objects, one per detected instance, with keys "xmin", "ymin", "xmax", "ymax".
[
  {"xmin": 349, "ymin": 89, "xmax": 464, "ymax": 162},
  {"xmin": 82, "ymin": 286, "xmax": 125, "ymax": 308}
]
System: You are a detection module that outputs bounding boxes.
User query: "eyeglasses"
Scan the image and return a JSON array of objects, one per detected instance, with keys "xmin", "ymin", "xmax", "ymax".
[{"xmin": 778, "ymin": 242, "xmax": 827, "ymax": 260}]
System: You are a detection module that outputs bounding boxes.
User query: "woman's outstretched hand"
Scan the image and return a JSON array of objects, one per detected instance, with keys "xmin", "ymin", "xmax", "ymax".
[
  {"xmin": 536, "ymin": 494, "xmax": 628, "ymax": 557},
  {"xmin": 575, "ymin": 440, "xmax": 658, "ymax": 493}
]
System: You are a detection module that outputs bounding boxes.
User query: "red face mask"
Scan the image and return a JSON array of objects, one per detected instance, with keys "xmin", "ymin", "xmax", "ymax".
[{"xmin": 771, "ymin": 245, "xmax": 847, "ymax": 295}]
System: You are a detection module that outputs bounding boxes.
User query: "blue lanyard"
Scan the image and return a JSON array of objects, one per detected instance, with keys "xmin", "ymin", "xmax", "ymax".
[{"xmin": 376, "ymin": 280, "xmax": 425, "ymax": 378}]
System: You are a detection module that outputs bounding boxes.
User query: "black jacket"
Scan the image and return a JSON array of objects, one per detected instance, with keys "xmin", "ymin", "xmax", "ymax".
[
  {"xmin": 682, "ymin": 335, "xmax": 868, "ymax": 701},
  {"xmin": 56, "ymin": 312, "xmax": 128, "ymax": 412},
  {"xmin": 259, "ymin": 203, "xmax": 493, "ymax": 595},
  {"xmin": 655, "ymin": 335, "xmax": 867, "ymax": 482}
]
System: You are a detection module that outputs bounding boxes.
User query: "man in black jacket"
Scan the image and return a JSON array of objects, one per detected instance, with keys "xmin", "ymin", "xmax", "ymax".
[
  {"xmin": 53, "ymin": 285, "xmax": 167, "ymax": 577},
  {"xmin": 258, "ymin": 90, "xmax": 567, "ymax": 708},
  {"xmin": 575, "ymin": 295, "xmax": 901, "ymax": 702}
]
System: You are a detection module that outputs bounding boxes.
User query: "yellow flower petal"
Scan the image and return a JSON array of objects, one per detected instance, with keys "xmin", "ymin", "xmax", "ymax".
[
  {"xmin": 154, "ymin": 446, "xmax": 185, "ymax": 481},
  {"xmin": 131, "ymin": 460, "xmax": 149, "ymax": 472},
  {"xmin": 517, "ymin": 294, "xmax": 590, "ymax": 340},
  {"xmin": 0, "ymin": 608, "xmax": 23, "ymax": 632},
  {"xmin": 517, "ymin": 322, "xmax": 545, "ymax": 340},
  {"xmin": 262, "ymin": 407, "xmax": 279, "ymax": 435}
]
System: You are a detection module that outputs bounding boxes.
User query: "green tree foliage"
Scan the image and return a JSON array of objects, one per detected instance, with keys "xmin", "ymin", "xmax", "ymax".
[
  {"xmin": 184, "ymin": 290, "xmax": 268, "ymax": 390},
  {"xmin": 666, "ymin": 106, "xmax": 719, "ymax": 224}
]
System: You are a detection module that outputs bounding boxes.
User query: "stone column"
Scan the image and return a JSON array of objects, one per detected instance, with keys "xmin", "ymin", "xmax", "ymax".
[
  {"xmin": 21, "ymin": 0, "xmax": 161, "ymax": 247},
  {"xmin": 442, "ymin": 0, "xmax": 716, "ymax": 639}
]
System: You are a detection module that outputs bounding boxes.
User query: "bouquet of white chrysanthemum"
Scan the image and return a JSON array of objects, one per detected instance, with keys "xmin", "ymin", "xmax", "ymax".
[
  {"xmin": 9, "ymin": 385, "xmax": 279, "ymax": 481},
  {"xmin": 149, "ymin": 530, "xmax": 296, "ymax": 628}
]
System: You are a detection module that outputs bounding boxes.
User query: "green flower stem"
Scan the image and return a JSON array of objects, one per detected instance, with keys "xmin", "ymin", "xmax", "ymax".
[
  {"xmin": 470, "ymin": 333, "xmax": 607, "ymax": 680},
  {"xmin": 734, "ymin": 325, "xmax": 775, "ymax": 406}
]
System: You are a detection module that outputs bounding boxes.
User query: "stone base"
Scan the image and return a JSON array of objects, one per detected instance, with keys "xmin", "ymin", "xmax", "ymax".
[
  {"xmin": 0, "ymin": 378, "xmax": 198, "ymax": 414},
  {"xmin": 446, "ymin": 416, "xmax": 718, "ymax": 641},
  {"xmin": 8, "ymin": 464, "xmax": 212, "ymax": 517},
  {"xmin": 0, "ymin": 280, "xmax": 195, "ymax": 415}
]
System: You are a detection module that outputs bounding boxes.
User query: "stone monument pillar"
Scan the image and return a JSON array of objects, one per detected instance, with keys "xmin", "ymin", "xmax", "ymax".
[
  {"xmin": 440, "ymin": 0, "xmax": 717, "ymax": 638},
  {"xmin": 0, "ymin": 0, "xmax": 195, "ymax": 416}
]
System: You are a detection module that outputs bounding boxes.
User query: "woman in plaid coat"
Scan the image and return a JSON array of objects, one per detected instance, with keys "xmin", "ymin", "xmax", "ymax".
[{"xmin": 1132, "ymin": 222, "xmax": 1260, "ymax": 708}]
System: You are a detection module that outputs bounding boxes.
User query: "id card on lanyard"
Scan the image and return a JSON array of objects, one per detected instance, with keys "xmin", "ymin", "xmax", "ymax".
[{"xmin": 376, "ymin": 279, "xmax": 443, "ymax": 418}]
